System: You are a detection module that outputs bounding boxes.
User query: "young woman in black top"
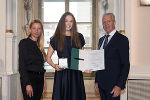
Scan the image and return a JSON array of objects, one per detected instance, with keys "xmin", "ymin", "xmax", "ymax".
[
  {"xmin": 47, "ymin": 12, "xmax": 86, "ymax": 100},
  {"xmin": 19, "ymin": 19, "xmax": 46, "ymax": 100}
]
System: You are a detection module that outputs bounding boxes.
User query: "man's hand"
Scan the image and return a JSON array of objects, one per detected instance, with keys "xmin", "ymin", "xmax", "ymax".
[
  {"xmin": 84, "ymin": 70, "xmax": 92, "ymax": 73},
  {"xmin": 110, "ymin": 86, "xmax": 121, "ymax": 97},
  {"xmin": 26, "ymin": 85, "xmax": 33, "ymax": 97},
  {"xmin": 94, "ymin": 83, "xmax": 99, "ymax": 93}
]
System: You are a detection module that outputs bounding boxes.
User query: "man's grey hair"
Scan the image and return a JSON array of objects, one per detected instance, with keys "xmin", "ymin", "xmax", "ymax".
[{"xmin": 103, "ymin": 13, "xmax": 115, "ymax": 21}]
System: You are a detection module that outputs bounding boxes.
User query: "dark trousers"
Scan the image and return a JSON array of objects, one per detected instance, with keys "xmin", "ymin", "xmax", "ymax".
[
  {"xmin": 21, "ymin": 72, "xmax": 44, "ymax": 100},
  {"xmin": 98, "ymin": 85, "xmax": 120, "ymax": 100}
]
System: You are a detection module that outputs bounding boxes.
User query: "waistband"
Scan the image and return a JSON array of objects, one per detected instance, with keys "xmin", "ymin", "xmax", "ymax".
[{"xmin": 28, "ymin": 71, "xmax": 44, "ymax": 75}]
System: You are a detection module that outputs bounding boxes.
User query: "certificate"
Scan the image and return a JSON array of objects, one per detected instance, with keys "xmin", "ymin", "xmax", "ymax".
[
  {"xmin": 70, "ymin": 48, "xmax": 105, "ymax": 71},
  {"xmin": 79, "ymin": 49, "xmax": 105, "ymax": 71}
]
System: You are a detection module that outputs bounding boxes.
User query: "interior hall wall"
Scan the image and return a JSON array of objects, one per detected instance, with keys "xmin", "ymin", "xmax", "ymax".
[{"xmin": 129, "ymin": 0, "xmax": 150, "ymax": 67}]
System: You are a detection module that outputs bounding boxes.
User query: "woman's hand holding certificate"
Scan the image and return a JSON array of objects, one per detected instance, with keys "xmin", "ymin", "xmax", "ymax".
[{"xmin": 58, "ymin": 58, "xmax": 68, "ymax": 69}]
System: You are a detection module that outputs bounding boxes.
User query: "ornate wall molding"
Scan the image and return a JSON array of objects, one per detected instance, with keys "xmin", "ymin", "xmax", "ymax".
[
  {"xmin": 98, "ymin": 0, "xmax": 124, "ymax": 38},
  {"xmin": 23, "ymin": 0, "xmax": 32, "ymax": 36}
]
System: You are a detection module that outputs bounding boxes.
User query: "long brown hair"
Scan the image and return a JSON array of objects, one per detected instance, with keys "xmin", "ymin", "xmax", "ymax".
[
  {"xmin": 28, "ymin": 19, "xmax": 46, "ymax": 61},
  {"xmin": 51, "ymin": 12, "xmax": 81, "ymax": 52}
]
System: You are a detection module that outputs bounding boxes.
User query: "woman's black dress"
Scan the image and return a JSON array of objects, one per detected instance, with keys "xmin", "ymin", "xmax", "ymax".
[{"xmin": 50, "ymin": 33, "xmax": 86, "ymax": 100}]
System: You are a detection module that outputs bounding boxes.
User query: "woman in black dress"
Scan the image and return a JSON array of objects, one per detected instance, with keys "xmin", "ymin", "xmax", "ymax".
[
  {"xmin": 19, "ymin": 19, "xmax": 46, "ymax": 100},
  {"xmin": 47, "ymin": 12, "xmax": 86, "ymax": 100}
]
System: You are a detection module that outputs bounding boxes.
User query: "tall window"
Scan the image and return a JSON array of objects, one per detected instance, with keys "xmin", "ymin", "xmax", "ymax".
[{"xmin": 40, "ymin": 0, "xmax": 97, "ymax": 72}]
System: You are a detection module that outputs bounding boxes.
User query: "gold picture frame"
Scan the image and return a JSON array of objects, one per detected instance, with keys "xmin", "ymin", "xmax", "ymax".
[{"xmin": 140, "ymin": 0, "xmax": 150, "ymax": 6}]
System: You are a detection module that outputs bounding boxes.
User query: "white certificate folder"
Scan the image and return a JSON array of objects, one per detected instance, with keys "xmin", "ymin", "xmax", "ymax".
[{"xmin": 70, "ymin": 48, "xmax": 105, "ymax": 71}]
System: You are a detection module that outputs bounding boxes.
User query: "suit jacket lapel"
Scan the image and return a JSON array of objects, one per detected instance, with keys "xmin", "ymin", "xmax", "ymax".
[
  {"xmin": 98, "ymin": 31, "xmax": 120, "ymax": 49},
  {"xmin": 98, "ymin": 36, "xmax": 105, "ymax": 49},
  {"xmin": 106, "ymin": 31, "xmax": 119, "ymax": 49}
]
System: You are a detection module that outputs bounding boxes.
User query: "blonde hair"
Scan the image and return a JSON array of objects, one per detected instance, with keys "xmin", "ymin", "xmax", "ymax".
[{"xmin": 28, "ymin": 19, "xmax": 46, "ymax": 61}]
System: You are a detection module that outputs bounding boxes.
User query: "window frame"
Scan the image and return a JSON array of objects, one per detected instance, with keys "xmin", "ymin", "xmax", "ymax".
[{"xmin": 38, "ymin": 0, "xmax": 99, "ymax": 77}]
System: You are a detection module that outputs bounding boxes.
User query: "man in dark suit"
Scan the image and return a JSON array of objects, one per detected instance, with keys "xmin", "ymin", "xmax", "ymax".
[{"xmin": 95, "ymin": 13, "xmax": 130, "ymax": 100}]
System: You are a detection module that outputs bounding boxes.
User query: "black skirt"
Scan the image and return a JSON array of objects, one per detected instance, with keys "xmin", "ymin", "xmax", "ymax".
[{"xmin": 52, "ymin": 69, "xmax": 86, "ymax": 100}]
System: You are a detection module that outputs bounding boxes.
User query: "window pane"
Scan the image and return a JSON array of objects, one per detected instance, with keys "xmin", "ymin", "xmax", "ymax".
[
  {"xmin": 44, "ymin": 49, "xmax": 58, "ymax": 72},
  {"xmin": 43, "ymin": 0, "xmax": 65, "ymax": 22},
  {"xmin": 44, "ymin": 23, "xmax": 57, "ymax": 47},
  {"xmin": 69, "ymin": 0, "xmax": 92, "ymax": 22},
  {"xmin": 77, "ymin": 24, "xmax": 92, "ymax": 47}
]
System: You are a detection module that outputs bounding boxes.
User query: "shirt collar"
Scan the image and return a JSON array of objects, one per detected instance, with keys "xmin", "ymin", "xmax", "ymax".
[{"xmin": 106, "ymin": 29, "xmax": 116, "ymax": 37}]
